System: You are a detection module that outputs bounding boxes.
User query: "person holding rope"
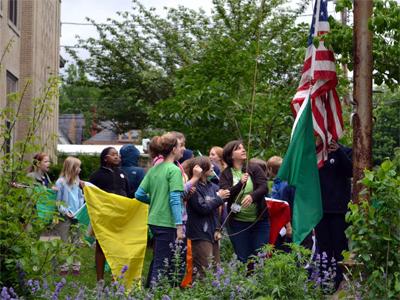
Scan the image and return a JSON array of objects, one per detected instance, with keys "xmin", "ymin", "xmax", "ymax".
[{"xmin": 219, "ymin": 140, "xmax": 269, "ymax": 265}]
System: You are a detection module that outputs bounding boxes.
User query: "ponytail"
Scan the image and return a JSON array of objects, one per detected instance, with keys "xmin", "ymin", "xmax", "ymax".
[{"xmin": 149, "ymin": 133, "xmax": 178, "ymax": 159}]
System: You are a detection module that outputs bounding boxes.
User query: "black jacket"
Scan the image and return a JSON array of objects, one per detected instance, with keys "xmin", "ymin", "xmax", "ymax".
[
  {"xmin": 219, "ymin": 163, "xmax": 268, "ymax": 221},
  {"xmin": 319, "ymin": 145, "xmax": 352, "ymax": 214},
  {"xmin": 186, "ymin": 181, "xmax": 224, "ymax": 243},
  {"xmin": 89, "ymin": 166, "xmax": 130, "ymax": 197}
]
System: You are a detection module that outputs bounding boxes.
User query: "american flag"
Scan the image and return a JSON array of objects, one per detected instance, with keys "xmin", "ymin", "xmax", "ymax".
[{"xmin": 291, "ymin": 0, "xmax": 344, "ymax": 168}]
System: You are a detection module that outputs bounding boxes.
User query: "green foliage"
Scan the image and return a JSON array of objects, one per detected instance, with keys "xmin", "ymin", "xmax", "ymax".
[
  {"xmin": 49, "ymin": 154, "xmax": 100, "ymax": 181},
  {"xmin": 0, "ymin": 74, "xmax": 77, "ymax": 294},
  {"xmin": 326, "ymin": 0, "xmax": 400, "ymax": 91},
  {"xmin": 28, "ymin": 244, "xmax": 323, "ymax": 299},
  {"xmin": 151, "ymin": 0, "xmax": 309, "ymax": 156},
  {"xmin": 69, "ymin": 0, "xmax": 311, "ymax": 157},
  {"xmin": 372, "ymin": 88, "xmax": 400, "ymax": 165},
  {"xmin": 59, "ymin": 64, "xmax": 102, "ymax": 140},
  {"xmin": 345, "ymin": 149, "xmax": 400, "ymax": 299},
  {"xmin": 67, "ymin": 0, "xmax": 207, "ymax": 133},
  {"xmin": 249, "ymin": 245, "xmax": 322, "ymax": 300}
]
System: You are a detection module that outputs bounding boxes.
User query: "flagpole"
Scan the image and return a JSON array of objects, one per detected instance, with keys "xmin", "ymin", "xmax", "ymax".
[{"xmin": 310, "ymin": 0, "xmax": 321, "ymax": 83}]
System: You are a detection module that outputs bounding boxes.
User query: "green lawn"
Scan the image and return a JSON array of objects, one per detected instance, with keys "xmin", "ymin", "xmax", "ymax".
[{"xmin": 48, "ymin": 244, "xmax": 153, "ymax": 293}]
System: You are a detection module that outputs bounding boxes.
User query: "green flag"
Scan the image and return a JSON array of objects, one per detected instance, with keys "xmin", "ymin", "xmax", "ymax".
[{"xmin": 278, "ymin": 94, "xmax": 322, "ymax": 244}]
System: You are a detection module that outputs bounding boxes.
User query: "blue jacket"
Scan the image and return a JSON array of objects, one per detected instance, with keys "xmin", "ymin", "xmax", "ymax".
[
  {"xmin": 270, "ymin": 178, "xmax": 288, "ymax": 200},
  {"xmin": 319, "ymin": 145, "xmax": 352, "ymax": 213},
  {"xmin": 186, "ymin": 181, "xmax": 224, "ymax": 243},
  {"xmin": 120, "ymin": 144, "xmax": 145, "ymax": 197}
]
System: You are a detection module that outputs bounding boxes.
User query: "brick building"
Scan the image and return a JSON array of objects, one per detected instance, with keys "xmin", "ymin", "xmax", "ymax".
[{"xmin": 0, "ymin": 0, "xmax": 61, "ymax": 158}]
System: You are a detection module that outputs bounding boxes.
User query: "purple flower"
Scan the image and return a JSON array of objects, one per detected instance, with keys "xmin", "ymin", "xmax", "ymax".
[
  {"xmin": 212, "ymin": 280, "xmax": 220, "ymax": 288},
  {"xmin": 75, "ymin": 287, "xmax": 85, "ymax": 300},
  {"xmin": 1, "ymin": 287, "xmax": 11, "ymax": 300},
  {"xmin": 161, "ymin": 295, "xmax": 171, "ymax": 300},
  {"xmin": 224, "ymin": 277, "xmax": 231, "ymax": 286},
  {"xmin": 43, "ymin": 279, "xmax": 49, "ymax": 290},
  {"xmin": 121, "ymin": 265, "xmax": 128, "ymax": 274},
  {"xmin": 52, "ymin": 278, "xmax": 66, "ymax": 300},
  {"xmin": 215, "ymin": 266, "xmax": 224, "ymax": 279},
  {"xmin": 116, "ymin": 285, "xmax": 125, "ymax": 296}
]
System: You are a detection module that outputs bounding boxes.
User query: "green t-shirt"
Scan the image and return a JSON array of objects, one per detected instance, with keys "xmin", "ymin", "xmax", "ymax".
[
  {"xmin": 139, "ymin": 162, "xmax": 184, "ymax": 228},
  {"xmin": 231, "ymin": 168, "xmax": 257, "ymax": 222}
]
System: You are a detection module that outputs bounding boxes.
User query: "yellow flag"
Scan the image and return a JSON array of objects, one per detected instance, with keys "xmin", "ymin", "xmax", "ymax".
[{"xmin": 84, "ymin": 183, "xmax": 148, "ymax": 287}]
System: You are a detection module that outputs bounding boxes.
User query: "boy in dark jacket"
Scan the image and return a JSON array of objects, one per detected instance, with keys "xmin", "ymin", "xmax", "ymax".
[
  {"xmin": 315, "ymin": 140, "xmax": 352, "ymax": 290},
  {"xmin": 120, "ymin": 144, "xmax": 145, "ymax": 197},
  {"xmin": 186, "ymin": 156, "xmax": 230, "ymax": 278}
]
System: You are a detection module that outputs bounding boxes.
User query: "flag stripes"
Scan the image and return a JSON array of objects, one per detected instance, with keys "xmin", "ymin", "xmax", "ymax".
[{"xmin": 291, "ymin": 0, "xmax": 344, "ymax": 168}]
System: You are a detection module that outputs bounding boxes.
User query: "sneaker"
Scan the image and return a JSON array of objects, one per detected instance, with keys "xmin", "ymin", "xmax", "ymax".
[
  {"xmin": 59, "ymin": 264, "xmax": 69, "ymax": 276},
  {"xmin": 72, "ymin": 269, "xmax": 80, "ymax": 276}
]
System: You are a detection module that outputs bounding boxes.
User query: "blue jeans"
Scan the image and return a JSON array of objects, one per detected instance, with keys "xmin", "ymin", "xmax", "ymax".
[
  {"xmin": 227, "ymin": 218, "xmax": 270, "ymax": 263},
  {"xmin": 147, "ymin": 225, "xmax": 179, "ymax": 287}
]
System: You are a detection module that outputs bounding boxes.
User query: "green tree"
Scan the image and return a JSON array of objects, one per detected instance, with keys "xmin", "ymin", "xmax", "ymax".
[
  {"xmin": 69, "ymin": 0, "xmax": 312, "ymax": 156},
  {"xmin": 326, "ymin": 0, "xmax": 400, "ymax": 90},
  {"xmin": 67, "ymin": 1, "xmax": 211, "ymax": 133},
  {"xmin": 151, "ymin": 0, "xmax": 309, "ymax": 156},
  {"xmin": 373, "ymin": 88, "xmax": 400, "ymax": 164},
  {"xmin": 59, "ymin": 64, "xmax": 101, "ymax": 139}
]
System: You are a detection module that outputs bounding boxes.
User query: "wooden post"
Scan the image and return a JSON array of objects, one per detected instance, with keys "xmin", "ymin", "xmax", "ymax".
[{"xmin": 352, "ymin": 0, "xmax": 373, "ymax": 202}]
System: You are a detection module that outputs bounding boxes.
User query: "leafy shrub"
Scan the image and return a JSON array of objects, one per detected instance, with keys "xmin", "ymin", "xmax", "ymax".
[
  {"xmin": 21, "ymin": 244, "xmax": 323, "ymax": 299},
  {"xmin": 345, "ymin": 148, "xmax": 400, "ymax": 299},
  {"xmin": 0, "ymin": 77, "xmax": 78, "ymax": 295},
  {"xmin": 49, "ymin": 154, "xmax": 100, "ymax": 181}
]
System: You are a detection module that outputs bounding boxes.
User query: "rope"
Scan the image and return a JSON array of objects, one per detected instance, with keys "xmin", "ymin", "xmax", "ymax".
[
  {"xmin": 245, "ymin": 0, "xmax": 265, "ymax": 170},
  {"xmin": 218, "ymin": 0, "xmax": 267, "ymax": 237}
]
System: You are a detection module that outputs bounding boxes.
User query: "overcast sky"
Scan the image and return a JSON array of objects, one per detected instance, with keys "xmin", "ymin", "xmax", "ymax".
[{"xmin": 60, "ymin": 0, "xmax": 340, "ymax": 66}]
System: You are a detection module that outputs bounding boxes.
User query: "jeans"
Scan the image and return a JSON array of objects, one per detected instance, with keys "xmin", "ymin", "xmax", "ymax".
[
  {"xmin": 147, "ymin": 225, "xmax": 178, "ymax": 287},
  {"xmin": 227, "ymin": 218, "xmax": 270, "ymax": 263}
]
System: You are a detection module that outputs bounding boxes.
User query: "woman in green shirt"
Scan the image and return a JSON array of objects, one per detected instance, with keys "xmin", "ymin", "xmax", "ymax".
[
  {"xmin": 219, "ymin": 140, "xmax": 270, "ymax": 264},
  {"xmin": 135, "ymin": 132, "xmax": 185, "ymax": 286}
]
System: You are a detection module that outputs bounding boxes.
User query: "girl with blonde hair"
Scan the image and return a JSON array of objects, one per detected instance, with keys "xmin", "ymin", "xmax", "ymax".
[{"xmin": 54, "ymin": 156, "xmax": 85, "ymax": 275}]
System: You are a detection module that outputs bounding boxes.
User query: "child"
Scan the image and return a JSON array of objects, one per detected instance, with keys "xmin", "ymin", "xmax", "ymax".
[
  {"xmin": 54, "ymin": 156, "xmax": 85, "ymax": 275},
  {"xmin": 89, "ymin": 147, "xmax": 130, "ymax": 282},
  {"xmin": 27, "ymin": 152, "xmax": 52, "ymax": 187},
  {"xmin": 266, "ymin": 156, "xmax": 293, "ymax": 245},
  {"xmin": 186, "ymin": 156, "xmax": 229, "ymax": 278}
]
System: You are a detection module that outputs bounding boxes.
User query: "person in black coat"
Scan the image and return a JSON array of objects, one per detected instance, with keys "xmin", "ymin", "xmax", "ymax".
[
  {"xmin": 315, "ymin": 140, "xmax": 352, "ymax": 290},
  {"xmin": 89, "ymin": 147, "xmax": 130, "ymax": 282},
  {"xmin": 219, "ymin": 140, "xmax": 269, "ymax": 264}
]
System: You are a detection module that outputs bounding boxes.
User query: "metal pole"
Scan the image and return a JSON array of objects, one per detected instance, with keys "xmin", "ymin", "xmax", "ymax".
[
  {"xmin": 341, "ymin": 8, "xmax": 351, "ymax": 106},
  {"xmin": 352, "ymin": 0, "xmax": 373, "ymax": 203}
]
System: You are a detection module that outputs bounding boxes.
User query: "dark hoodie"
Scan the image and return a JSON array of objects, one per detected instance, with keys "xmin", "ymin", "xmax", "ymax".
[{"xmin": 120, "ymin": 144, "xmax": 145, "ymax": 197}]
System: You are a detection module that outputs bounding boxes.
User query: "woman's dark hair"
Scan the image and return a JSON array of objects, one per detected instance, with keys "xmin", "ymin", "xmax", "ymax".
[
  {"xmin": 148, "ymin": 133, "xmax": 178, "ymax": 158},
  {"xmin": 100, "ymin": 147, "xmax": 115, "ymax": 166},
  {"xmin": 186, "ymin": 156, "xmax": 212, "ymax": 179},
  {"xmin": 223, "ymin": 140, "xmax": 244, "ymax": 168}
]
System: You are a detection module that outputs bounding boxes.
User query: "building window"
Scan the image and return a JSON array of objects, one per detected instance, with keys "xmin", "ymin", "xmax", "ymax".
[
  {"xmin": 8, "ymin": 0, "xmax": 17, "ymax": 26},
  {"xmin": 5, "ymin": 71, "xmax": 18, "ymax": 153}
]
